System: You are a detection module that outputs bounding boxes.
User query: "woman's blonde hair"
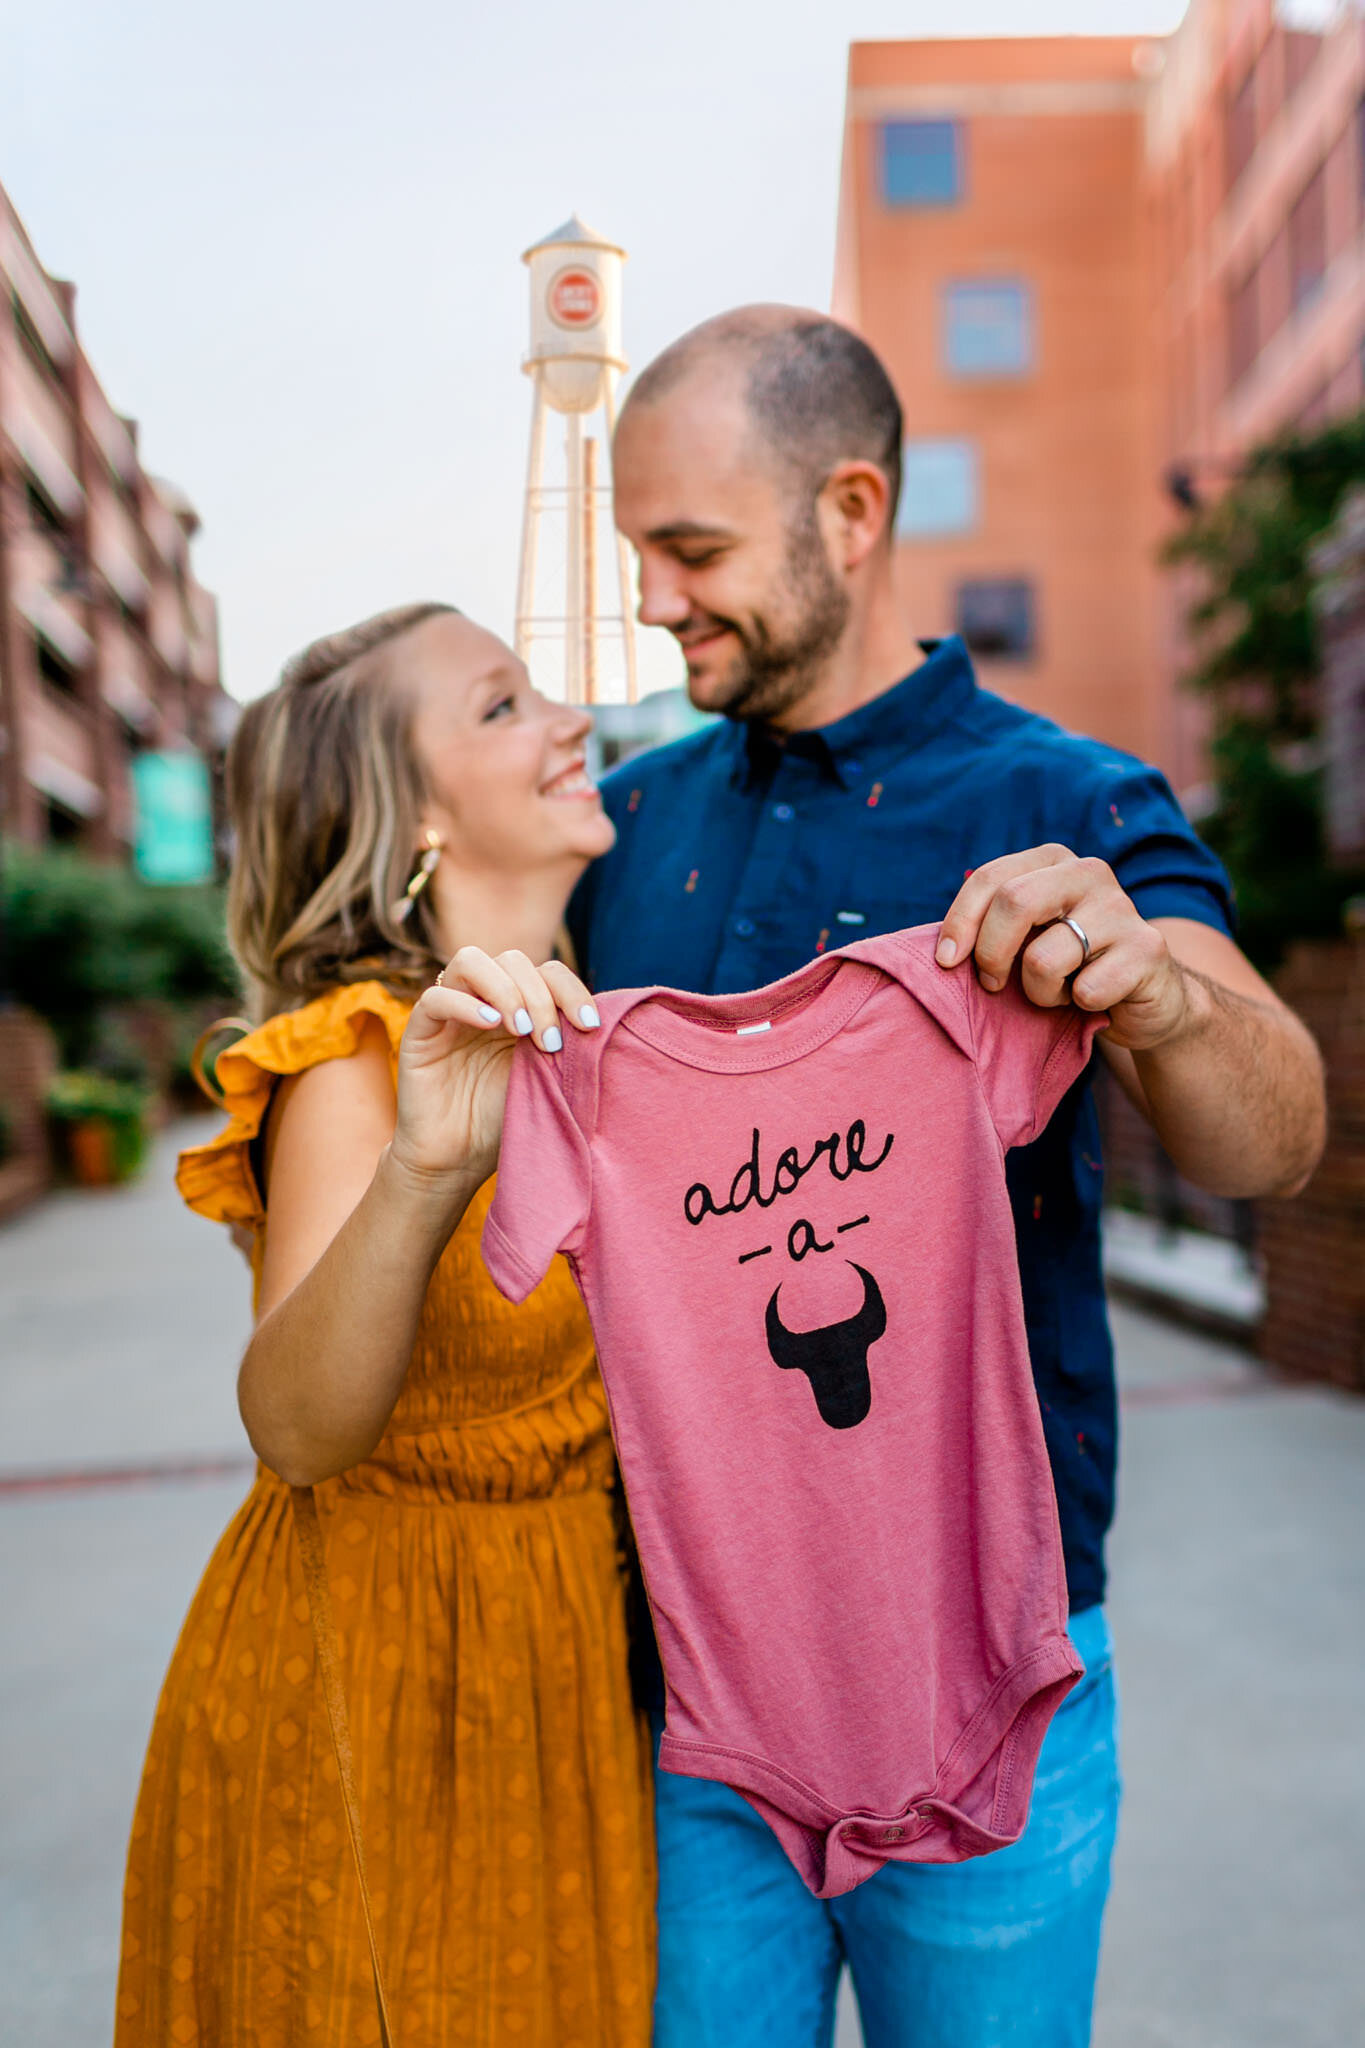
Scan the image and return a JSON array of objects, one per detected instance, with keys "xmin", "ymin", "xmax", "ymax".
[{"xmin": 226, "ymin": 603, "xmax": 459, "ymax": 1021}]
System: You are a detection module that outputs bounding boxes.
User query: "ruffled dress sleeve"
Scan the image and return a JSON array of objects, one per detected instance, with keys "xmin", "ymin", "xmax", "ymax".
[{"xmin": 175, "ymin": 982, "xmax": 413, "ymax": 1241}]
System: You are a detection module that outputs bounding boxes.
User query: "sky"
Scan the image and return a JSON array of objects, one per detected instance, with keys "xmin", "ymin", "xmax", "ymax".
[{"xmin": 2, "ymin": 0, "xmax": 1188, "ymax": 702}]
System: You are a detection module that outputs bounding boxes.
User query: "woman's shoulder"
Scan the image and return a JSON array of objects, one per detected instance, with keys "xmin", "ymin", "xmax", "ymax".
[
  {"xmin": 175, "ymin": 980, "xmax": 416, "ymax": 1230},
  {"xmin": 231, "ymin": 980, "xmax": 414, "ymax": 1078}
]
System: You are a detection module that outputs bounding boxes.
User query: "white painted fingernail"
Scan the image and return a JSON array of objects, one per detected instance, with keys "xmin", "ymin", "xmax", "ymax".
[
  {"xmin": 476, "ymin": 1002, "xmax": 502, "ymax": 1024},
  {"xmin": 513, "ymin": 1008, "xmax": 533, "ymax": 1036},
  {"xmin": 578, "ymin": 1004, "xmax": 601, "ymax": 1029},
  {"xmin": 542, "ymin": 1025, "xmax": 563, "ymax": 1052}
]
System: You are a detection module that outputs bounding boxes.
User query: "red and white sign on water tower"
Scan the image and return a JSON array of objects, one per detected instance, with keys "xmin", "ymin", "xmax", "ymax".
[
  {"xmin": 522, "ymin": 214, "xmax": 625, "ymax": 415},
  {"xmin": 548, "ymin": 266, "xmax": 602, "ymax": 330}
]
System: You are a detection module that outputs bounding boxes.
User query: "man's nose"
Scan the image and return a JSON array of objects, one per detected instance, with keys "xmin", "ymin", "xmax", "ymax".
[{"xmin": 635, "ymin": 559, "xmax": 691, "ymax": 632}]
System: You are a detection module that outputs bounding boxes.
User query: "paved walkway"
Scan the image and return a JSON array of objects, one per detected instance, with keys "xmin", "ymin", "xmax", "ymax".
[{"xmin": 2, "ymin": 1123, "xmax": 1362, "ymax": 2046}]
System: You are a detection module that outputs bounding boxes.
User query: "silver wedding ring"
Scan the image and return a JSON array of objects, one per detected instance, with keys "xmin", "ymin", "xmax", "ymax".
[{"xmin": 1057, "ymin": 916, "xmax": 1091, "ymax": 966}]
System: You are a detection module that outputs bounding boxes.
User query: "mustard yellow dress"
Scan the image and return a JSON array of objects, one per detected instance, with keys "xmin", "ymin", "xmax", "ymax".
[{"xmin": 115, "ymin": 983, "xmax": 654, "ymax": 2048}]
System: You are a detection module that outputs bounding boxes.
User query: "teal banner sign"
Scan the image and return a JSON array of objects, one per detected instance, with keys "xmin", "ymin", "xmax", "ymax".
[{"xmin": 131, "ymin": 751, "xmax": 215, "ymax": 885}]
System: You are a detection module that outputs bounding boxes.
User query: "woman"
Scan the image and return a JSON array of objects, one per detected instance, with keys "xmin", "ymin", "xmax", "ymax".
[{"xmin": 115, "ymin": 603, "xmax": 654, "ymax": 2047}]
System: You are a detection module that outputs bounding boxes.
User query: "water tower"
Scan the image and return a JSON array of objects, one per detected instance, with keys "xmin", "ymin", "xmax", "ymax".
[{"xmin": 515, "ymin": 216, "xmax": 638, "ymax": 704}]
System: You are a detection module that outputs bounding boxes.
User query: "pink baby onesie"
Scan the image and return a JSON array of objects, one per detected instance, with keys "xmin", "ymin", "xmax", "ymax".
[{"xmin": 482, "ymin": 925, "xmax": 1107, "ymax": 1899}]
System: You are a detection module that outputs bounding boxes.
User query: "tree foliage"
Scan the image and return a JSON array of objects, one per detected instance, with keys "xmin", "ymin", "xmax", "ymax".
[
  {"xmin": 1163, "ymin": 413, "xmax": 1365, "ymax": 967},
  {"xmin": 1, "ymin": 842, "xmax": 240, "ymax": 1068}
]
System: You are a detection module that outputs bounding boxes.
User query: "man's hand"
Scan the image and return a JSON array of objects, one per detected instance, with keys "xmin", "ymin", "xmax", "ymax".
[
  {"xmin": 935, "ymin": 844, "xmax": 1188, "ymax": 1051},
  {"xmin": 934, "ymin": 842, "xmax": 1326, "ymax": 1198}
]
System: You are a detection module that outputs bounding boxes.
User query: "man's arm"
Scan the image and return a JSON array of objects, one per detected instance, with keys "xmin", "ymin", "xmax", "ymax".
[{"xmin": 934, "ymin": 848, "xmax": 1326, "ymax": 1200}]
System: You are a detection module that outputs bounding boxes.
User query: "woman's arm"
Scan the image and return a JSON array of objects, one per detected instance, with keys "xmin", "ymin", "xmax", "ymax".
[
  {"xmin": 238, "ymin": 950, "xmax": 597, "ymax": 1485},
  {"xmin": 237, "ymin": 1019, "xmax": 479, "ymax": 1484}
]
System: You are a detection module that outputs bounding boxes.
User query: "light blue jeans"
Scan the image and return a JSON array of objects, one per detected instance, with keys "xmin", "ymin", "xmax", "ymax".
[{"xmin": 652, "ymin": 1605, "xmax": 1121, "ymax": 2048}]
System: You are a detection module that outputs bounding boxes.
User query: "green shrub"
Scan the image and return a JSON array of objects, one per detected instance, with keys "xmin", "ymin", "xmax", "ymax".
[
  {"xmin": 47, "ymin": 1070, "xmax": 151, "ymax": 1121},
  {"xmin": 47, "ymin": 1070, "xmax": 153, "ymax": 1180},
  {"xmin": 1, "ymin": 843, "xmax": 240, "ymax": 1067},
  {"xmin": 1164, "ymin": 413, "xmax": 1365, "ymax": 970}
]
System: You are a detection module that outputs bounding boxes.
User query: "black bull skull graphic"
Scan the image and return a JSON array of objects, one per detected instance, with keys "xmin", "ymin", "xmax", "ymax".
[{"xmin": 764, "ymin": 1263, "xmax": 887, "ymax": 1429}]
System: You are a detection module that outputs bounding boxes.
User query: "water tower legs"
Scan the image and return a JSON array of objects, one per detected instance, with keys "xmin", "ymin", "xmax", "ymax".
[
  {"xmin": 514, "ymin": 383, "xmax": 547, "ymax": 665},
  {"xmin": 582, "ymin": 435, "xmax": 598, "ymax": 705},
  {"xmin": 602, "ymin": 377, "xmax": 638, "ymax": 703},
  {"xmin": 514, "ymin": 347, "xmax": 637, "ymax": 702},
  {"xmin": 564, "ymin": 412, "xmax": 583, "ymax": 703}
]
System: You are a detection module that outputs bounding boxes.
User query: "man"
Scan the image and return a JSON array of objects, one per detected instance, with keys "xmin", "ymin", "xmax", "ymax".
[{"xmin": 569, "ymin": 307, "xmax": 1324, "ymax": 2048}]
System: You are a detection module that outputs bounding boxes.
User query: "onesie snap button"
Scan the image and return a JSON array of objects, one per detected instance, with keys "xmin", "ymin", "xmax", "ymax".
[{"xmin": 881, "ymin": 1823, "xmax": 905, "ymax": 1843}]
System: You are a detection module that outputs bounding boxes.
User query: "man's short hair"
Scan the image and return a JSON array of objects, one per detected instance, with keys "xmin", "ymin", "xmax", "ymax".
[{"xmin": 626, "ymin": 308, "xmax": 904, "ymax": 533}]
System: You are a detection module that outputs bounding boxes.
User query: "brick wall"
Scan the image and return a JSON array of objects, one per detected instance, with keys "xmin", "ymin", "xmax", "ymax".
[
  {"xmin": 0, "ymin": 1004, "xmax": 57, "ymax": 1221},
  {"xmin": 1258, "ymin": 929, "xmax": 1365, "ymax": 1390},
  {"xmin": 1097, "ymin": 1061, "xmax": 1246, "ymax": 1243}
]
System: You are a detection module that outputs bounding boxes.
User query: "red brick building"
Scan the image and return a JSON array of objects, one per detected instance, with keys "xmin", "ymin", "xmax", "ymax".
[
  {"xmin": 1147, "ymin": 0, "xmax": 1365, "ymax": 785},
  {"xmin": 0, "ymin": 180, "xmax": 230, "ymax": 855},
  {"xmin": 834, "ymin": 36, "xmax": 1168, "ymax": 767},
  {"xmin": 832, "ymin": 3, "xmax": 1365, "ymax": 790}
]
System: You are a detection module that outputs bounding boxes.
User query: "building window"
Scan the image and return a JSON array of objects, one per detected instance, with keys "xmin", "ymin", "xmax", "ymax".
[
  {"xmin": 879, "ymin": 121, "xmax": 963, "ymax": 207},
  {"xmin": 10, "ymin": 289, "xmax": 64, "ymax": 387},
  {"xmin": 34, "ymin": 631, "xmax": 81, "ymax": 699},
  {"xmin": 1226, "ymin": 68, "xmax": 1257, "ymax": 193},
  {"xmin": 25, "ymin": 474, "xmax": 69, "ymax": 543},
  {"xmin": 944, "ymin": 281, "xmax": 1032, "ymax": 378},
  {"xmin": 1283, "ymin": 28, "xmax": 1322, "ymax": 102},
  {"xmin": 44, "ymin": 800, "xmax": 83, "ymax": 844},
  {"xmin": 1289, "ymin": 164, "xmax": 1328, "ymax": 311},
  {"xmin": 1228, "ymin": 266, "xmax": 1260, "ymax": 389},
  {"xmin": 956, "ymin": 579, "xmax": 1035, "ymax": 661},
  {"xmin": 897, "ymin": 440, "xmax": 978, "ymax": 539}
]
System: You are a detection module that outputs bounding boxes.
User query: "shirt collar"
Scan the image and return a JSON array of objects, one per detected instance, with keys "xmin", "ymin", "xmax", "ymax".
[{"xmin": 729, "ymin": 636, "xmax": 978, "ymax": 793}]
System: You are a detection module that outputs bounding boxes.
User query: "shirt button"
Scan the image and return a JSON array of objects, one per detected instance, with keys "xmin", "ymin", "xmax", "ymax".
[
  {"xmin": 772, "ymin": 803, "xmax": 794, "ymax": 822},
  {"xmin": 733, "ymin": 917, "xmax": 756, "ymax": 938}
]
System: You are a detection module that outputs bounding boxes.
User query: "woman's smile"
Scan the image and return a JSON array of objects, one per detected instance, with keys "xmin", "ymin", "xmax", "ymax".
[{"xmin": 541, "ymin": 756, "xmax": 600, "ymax": 801}]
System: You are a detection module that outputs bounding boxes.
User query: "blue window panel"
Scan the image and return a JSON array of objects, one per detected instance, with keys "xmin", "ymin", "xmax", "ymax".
[
  {"xmin": 944, "ymin": 281, "xmax": 1033, "ymax": 378},
  {"xmin": 880, "ymin": 121, "xmax": 963, "ymax": 207},
  {"xmin": 896, "ymin": 439, "xmax": 979, "ymax": 540}
]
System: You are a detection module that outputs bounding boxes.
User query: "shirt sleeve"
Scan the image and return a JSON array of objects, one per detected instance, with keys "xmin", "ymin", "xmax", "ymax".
[
  {"xmin": 1077, "ymin": 758, "xmax": 1235, "ymax": 936},
  {"xmin": 481, "ymin": 1041, "xmax": 593, "ymax": 1304},
  {"xmin": 960, "ymin": 973, "xmax": 1108, "ymax": 1151}
]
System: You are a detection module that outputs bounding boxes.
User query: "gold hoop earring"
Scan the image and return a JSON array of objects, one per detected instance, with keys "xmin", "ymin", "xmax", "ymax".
[{"xmin": 392, "ymin": 829, "xmax": 443, "ymax": 922}]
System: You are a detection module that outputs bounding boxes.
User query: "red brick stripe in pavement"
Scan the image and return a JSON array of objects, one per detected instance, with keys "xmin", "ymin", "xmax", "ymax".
[
  {"xmin": 0, "ymin": 1374, "xmax": 1294, "ymax": 1496},
  {"xmin": 0, "ymin": 1454, "xmax": 256, "ymax": 1496}
]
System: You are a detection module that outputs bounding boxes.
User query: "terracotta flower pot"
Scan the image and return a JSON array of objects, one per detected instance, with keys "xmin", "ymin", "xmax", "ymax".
[{"xmin": 66, "ymin": 1116, "xmax": 117, "ymax": 1187}]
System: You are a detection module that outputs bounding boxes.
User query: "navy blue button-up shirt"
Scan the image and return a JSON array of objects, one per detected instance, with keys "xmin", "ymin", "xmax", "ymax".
[{"xmin": 569, "ymin": 636, "xmax": 1234, "ymax": 1612}]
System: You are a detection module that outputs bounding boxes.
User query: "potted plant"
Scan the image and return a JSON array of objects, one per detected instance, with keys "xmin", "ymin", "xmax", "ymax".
[{"xmin": 46, "ymin": 1071, "xmax": 152, "ymax": 1187}]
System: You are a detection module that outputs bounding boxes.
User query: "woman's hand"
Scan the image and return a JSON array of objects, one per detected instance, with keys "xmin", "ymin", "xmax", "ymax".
[{"xmin": 391, "ymin": 948, "xmax": 600, "ymax": 1187}]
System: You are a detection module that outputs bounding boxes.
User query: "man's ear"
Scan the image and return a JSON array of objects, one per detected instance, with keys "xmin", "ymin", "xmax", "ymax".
[{"xmin": 820, "ymin": 460, "xmax": 892, "ymax": 571}]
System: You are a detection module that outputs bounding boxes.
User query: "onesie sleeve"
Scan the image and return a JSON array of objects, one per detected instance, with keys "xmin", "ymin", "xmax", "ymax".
[
  {"xmin": 482, "ymin": 1040, "xmax": 593, "ymax": 1303},
  {"xmin": 961, "ymin": 973, "xmax": 1108, "ymax": 1151}
]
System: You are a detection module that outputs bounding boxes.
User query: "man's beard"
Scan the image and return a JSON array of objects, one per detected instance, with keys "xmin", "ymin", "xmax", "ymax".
[{"xmin": 698, "ymin": 514, "xmax": 851, "ymax": 726}]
